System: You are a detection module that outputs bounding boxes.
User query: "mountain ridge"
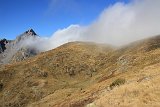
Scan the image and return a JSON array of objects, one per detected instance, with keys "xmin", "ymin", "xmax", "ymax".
[
  {"xmin": 0, "ymin": 35, "xmax": 160, "ymax": 107},
  {"xmin": 0, "ymin": 29, "xmax": 39, "ymax": 64}
]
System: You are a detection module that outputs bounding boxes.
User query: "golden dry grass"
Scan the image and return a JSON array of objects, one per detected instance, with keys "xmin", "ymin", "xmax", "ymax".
[{"xmin": 0, "ymin": 36, "xmax": 160, "ymax": 107}]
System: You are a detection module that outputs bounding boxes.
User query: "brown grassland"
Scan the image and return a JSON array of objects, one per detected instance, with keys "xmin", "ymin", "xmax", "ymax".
[{"xmin": 0, "ymin": 35, "xmax": 160, "ymax": 107}]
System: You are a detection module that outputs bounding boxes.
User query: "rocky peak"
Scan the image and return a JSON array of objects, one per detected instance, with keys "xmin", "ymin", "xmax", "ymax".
[
  {"xmin": 14, "ymin": 29, "xmax": 38, "ymax": 44},
  {"xmin": 0, "ymin": 38, "xmax": 8, "ymax": 53},
  {"xmin": 25, "ymin": 29, "xmax": 37, "ymax": 35},
  {"xmin": 0, "ymin": 29, "xmax": 40, "ymax": 64}
]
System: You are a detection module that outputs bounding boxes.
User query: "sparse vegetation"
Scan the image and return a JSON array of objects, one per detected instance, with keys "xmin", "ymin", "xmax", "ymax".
[
  {"xmin": 38, "ymin": 71, "xmax": 48, "ymax": 77},
  {"xmin": 0, "ymin": 83, "xmax": 3, "ymax": 91},
  {"xmin": 1, "ymin": 38, "xmax": 160, "ymax": 107},
  {"xmin": 148, "ymin": 44, "xmax": 160, "ymax": 51},
  {"xmin": 110, "ymin": 78, "xmax": 125, "ymax": 89}
]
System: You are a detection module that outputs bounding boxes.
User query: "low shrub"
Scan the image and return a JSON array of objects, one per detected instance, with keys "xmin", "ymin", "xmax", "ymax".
[
  {"xmin": 0, "ymin": 83, "xmax": 3, "ymax": 91},
  {"xmin": 110, "ymin": 78, "xmax": 125, "ymax": 89}
]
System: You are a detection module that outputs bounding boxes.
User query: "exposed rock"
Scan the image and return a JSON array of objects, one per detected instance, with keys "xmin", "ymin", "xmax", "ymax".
[
  {"xmin": 14, "ymin": 29, "xmax": 37, "ymax": 44},
  {"xmin": 25, "ymin": 29, "xmax": 37, "ymax": 35},
  {"xmin": 0, "ymin": 29, "xmax": 39, "ymax": 64},
  {"xmin": 0, "ymin": 38, "xmax": 8, "ymax": 53},
  {"xmin": 11, "ymin": 47, "xmax": 39, "ymax": 63}
]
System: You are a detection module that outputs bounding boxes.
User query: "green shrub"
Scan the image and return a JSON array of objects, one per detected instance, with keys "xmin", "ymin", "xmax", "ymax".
[{"xmin": 110, "ymin": 78, "xmax": 125, "ymax": 89}]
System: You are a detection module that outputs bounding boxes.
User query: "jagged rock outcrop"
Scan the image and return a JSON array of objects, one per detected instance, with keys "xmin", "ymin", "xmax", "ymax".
[
  {"xmin": 0, "ymin": 39, "xmax": 8, "ymax": 53},
  {"xmin": 11, "ymin": 47, "xmax": 39, "ymax": 63},
  {"xmin": 0, "ymin": 29, "xmax": 39, "ymax": 64},
  {"xmin": 13, "ymin": 29, "xmax": 37, "ymax": 44}
]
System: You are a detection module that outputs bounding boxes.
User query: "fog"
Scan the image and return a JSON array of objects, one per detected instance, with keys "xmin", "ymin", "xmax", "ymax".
[{"xmin": 23, "ymin": 0, "xmax": 160, "ymax": 51}]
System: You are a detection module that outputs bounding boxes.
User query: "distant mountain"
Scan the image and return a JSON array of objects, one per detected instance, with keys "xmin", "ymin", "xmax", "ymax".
[
  {"xmin": 0, "ymin": 29, "xmax": 39, "ymax": 64},
  {"xmin": 13, "ymin": 29, "xmax": 37, "ymax": 44},
  {"xmin": 0, "ymin": 35, "xmax": 160, "ymax": 107}
]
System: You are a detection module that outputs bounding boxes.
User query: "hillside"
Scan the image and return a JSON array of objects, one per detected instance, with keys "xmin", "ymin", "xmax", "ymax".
[{"xmin": 0, "ymin": 35, "xmax": 160, "ymax": 107}]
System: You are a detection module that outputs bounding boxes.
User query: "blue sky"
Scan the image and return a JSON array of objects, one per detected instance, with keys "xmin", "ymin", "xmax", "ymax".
[{"xmin": 0, "ymin": 0, "xmax": 130, "ymax": 39}]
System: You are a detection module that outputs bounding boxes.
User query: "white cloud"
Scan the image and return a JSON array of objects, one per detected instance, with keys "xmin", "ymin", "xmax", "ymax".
[
  {"xmin": 24, "ymin": 0, "xmax": 160, "ymax": 51},
  {"xmin": 47, "ymin": 0, "xmax": 160, "ymax": 48}
]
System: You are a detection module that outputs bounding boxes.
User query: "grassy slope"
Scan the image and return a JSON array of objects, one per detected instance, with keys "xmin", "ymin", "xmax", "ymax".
[{"xmin": 0, "ymin": 36, "xmax": 160, "ymax": 107}]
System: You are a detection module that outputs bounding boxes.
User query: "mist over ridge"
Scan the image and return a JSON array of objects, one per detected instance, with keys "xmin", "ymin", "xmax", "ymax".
[{"xmin": 16, "ymin": 0, "xmax": 160, "ymax": 52}]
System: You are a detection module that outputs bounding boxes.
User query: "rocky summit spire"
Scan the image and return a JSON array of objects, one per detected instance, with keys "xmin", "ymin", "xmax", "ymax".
[
  {"xmin": 25, "ymin": 28, "xmax": 37, "ymax": 35},
  {"xmin": 14, "ymin": 29, "xmax": 38, "ymax": 44},
  {"xmin": 0, "ymin": 29, "xmax": 40, "ymax": 64}
]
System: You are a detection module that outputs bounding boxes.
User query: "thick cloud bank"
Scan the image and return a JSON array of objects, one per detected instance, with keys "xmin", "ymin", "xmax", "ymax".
[{"xmin": 26, "ymin": 0, "xmax": 160, "ymax": 51}]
